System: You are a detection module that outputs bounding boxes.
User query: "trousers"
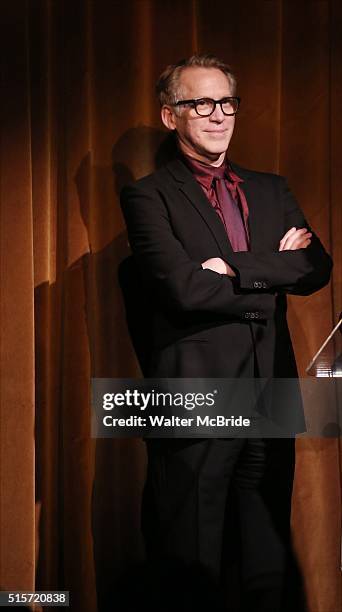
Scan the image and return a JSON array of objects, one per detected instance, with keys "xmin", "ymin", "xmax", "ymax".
[{"xmin": 141, "ymin": 438, "xmax": 304, "ymax": 610}]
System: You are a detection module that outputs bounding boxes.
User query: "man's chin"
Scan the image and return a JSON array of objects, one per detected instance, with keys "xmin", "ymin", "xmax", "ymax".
[
  {"xmin": 200, "ymin": 148, "xmax": 228, "ymax": 162},
  {"xmin": 201, "ymin": 143, "xmax": 230, "ymax": 159}
]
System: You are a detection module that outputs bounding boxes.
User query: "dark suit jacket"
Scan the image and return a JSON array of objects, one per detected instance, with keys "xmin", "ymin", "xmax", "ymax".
[{"xmin": 120, "ymin": 158, "xmax": 332, "ymax": 382}]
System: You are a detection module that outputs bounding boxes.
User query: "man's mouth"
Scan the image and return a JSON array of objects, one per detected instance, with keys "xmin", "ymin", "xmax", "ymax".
[{"xmin": 204, "ymin": 129, "xmax": 228, "ymax": 134}]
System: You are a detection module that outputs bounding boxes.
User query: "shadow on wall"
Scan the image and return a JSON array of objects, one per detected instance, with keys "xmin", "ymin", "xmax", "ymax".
[
  {"xmin": 112, "ymin": 125, "xmax": 178, "ymax": 188},
  {"xmin": 34, "ymin": 127, "xmax": 177, "ymax": 612}
]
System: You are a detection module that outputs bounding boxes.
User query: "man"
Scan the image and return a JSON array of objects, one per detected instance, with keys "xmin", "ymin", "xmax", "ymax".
[{"xmin": 120, "ymin": 55, "xmax": 332, "ymax": 611}]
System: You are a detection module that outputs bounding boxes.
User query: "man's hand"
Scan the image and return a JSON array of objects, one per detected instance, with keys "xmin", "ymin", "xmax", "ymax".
[
  {"xmin": 202, "ymin": 257, "xmax": 236, "ymax": 277},
  {"xmin": 279, "ymin": 227, "xmax": 312, "ymax": 251}
]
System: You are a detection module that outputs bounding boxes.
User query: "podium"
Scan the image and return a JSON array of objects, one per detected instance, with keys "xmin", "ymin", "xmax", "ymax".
[
  {"xmin": 300, "ymin": 315, "xmax": 342, "ymax": 438},
  {"xmin": 306, "ymin": 315, "xmax": 342, "ymax": 377}
]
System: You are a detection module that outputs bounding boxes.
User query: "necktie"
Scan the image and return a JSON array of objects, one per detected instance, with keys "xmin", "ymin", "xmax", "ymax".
[{"xmin": 212, "ymin": 169, "xmax": 249, "ymax": 252}]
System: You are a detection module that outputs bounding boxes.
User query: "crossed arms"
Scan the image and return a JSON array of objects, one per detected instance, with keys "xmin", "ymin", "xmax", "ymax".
[
  {"xmin": 121, "ymin": 176, "xmax": 332, "ymax": 321},
  {"xmin": 203, "ymin": 226, "xmax": 313, "ymax": 277}
]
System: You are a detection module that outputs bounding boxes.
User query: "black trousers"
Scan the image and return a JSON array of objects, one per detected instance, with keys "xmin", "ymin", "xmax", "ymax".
[{"xmin": 142, "ymin": 438, "xmax": 305, "ymax": 611}]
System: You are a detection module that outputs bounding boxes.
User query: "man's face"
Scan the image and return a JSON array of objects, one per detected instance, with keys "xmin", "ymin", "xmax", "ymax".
[{"xmin": 161, "ymin": 67, "xmax": 236, "ymax": 166}]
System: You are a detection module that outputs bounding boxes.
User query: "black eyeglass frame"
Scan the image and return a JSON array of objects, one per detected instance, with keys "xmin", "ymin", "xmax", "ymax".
[{"xmin": 172, "ymin": 96, "xmax": 241, "ymax": 116}]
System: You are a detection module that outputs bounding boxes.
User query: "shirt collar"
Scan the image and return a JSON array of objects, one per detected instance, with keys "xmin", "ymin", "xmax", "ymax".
[{"xmin": 182, "ymin": 153, "xmax": 244, "ymax": 189}]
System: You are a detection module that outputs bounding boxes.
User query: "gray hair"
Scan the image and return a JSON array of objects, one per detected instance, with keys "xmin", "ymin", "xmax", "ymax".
[{"xmin": 156, "ymin": 54, "xmax": 237, "ymax": 107}]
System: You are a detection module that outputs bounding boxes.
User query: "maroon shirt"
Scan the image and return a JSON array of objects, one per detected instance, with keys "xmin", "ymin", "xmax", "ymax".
[{"xmin": 183, "ymin": 154, "xmax": 250, "ymax": 252}]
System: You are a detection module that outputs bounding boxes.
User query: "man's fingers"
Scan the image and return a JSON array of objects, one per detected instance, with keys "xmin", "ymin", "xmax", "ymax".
[
  {"xmin": 282, "ymin": 228, "xmax": 306, "ymax": 248},
  {"xmin": 281, "ymin": 227, "xmax": 297, "ymax": 241},
  {"xmin": 279, "ymin": 227, "xmax": 297, "ymax": 251},
  {"xmin": 290, "ymin": 231, "xmax": 312, "ymax": 250},
  {"xmin": 280, "ymin": 230, "xmax": 312, "ymax": 251},
  {"xmin": 202, "ymin": 257, "xmax": 227, "ymax": 274},
  {"xmin": 291, "ymin": 234, "xmax": 312, "ymax": 249},
  {"xmin": 279, "ymin": 228, "xmax": 311, "ymax": 251},
  {"xmin": 202, "ymin": 257, "xmax": 236, "ymax": 276},
  {"xmin": 285, "ymin": 230, "xmax": 306, "ymax": 250}
]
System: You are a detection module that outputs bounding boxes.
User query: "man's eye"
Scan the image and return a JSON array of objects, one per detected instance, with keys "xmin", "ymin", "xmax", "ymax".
[{"xmin": 196, "ymin": 99, "xmax": 209, "ymax": 107}]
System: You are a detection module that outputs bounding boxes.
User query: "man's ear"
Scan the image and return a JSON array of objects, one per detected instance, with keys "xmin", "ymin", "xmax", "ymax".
[{"xmin": 161, "ymin": 106, "xmax": 177, "ymax": 131}]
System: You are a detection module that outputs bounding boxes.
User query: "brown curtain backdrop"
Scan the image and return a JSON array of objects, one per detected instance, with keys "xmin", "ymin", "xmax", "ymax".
[{"xmin": 0, "ymin": 1, "xmax": 341, "ymax": 611}]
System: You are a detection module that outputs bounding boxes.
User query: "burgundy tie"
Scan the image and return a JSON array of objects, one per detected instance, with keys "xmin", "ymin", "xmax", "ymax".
[{"xmin": 212, "ymin": 169, "xmax": 249, "ymax": 252}]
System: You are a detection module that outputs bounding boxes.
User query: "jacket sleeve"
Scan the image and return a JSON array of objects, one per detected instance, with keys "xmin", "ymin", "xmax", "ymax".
[
  {"xmin": 227, "ymin": 177, "xmax": 332, "ymax": 295},
  {"xmin": 121, "ymin": 183, "xmax": 275, "ymax": 320}
]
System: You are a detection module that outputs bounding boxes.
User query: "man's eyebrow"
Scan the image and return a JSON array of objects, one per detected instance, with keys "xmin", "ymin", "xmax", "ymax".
[
  {"xmin": 190, "ymin": 95, "xmax": 233, "ymax": 99},
  {"xmin": 193, "ymin": 95, "xmax": 233, "ymax": 98}
]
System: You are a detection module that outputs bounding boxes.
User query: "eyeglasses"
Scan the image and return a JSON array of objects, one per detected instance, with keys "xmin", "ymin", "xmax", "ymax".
[{"xmin": 173, "ymin": 96, "xmax": 241, "ymax": 117}]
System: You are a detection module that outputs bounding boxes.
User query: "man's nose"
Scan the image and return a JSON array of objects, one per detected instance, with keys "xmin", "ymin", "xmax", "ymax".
[{"xmin": 209, "ymin": 103, "xmax": 225, "ymax": 121}]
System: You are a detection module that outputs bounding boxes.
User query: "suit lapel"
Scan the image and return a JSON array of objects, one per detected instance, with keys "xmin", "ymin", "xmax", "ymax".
[{"xmin": 166, "ymin": 159, "xmax": 234, "ymax": 258}]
